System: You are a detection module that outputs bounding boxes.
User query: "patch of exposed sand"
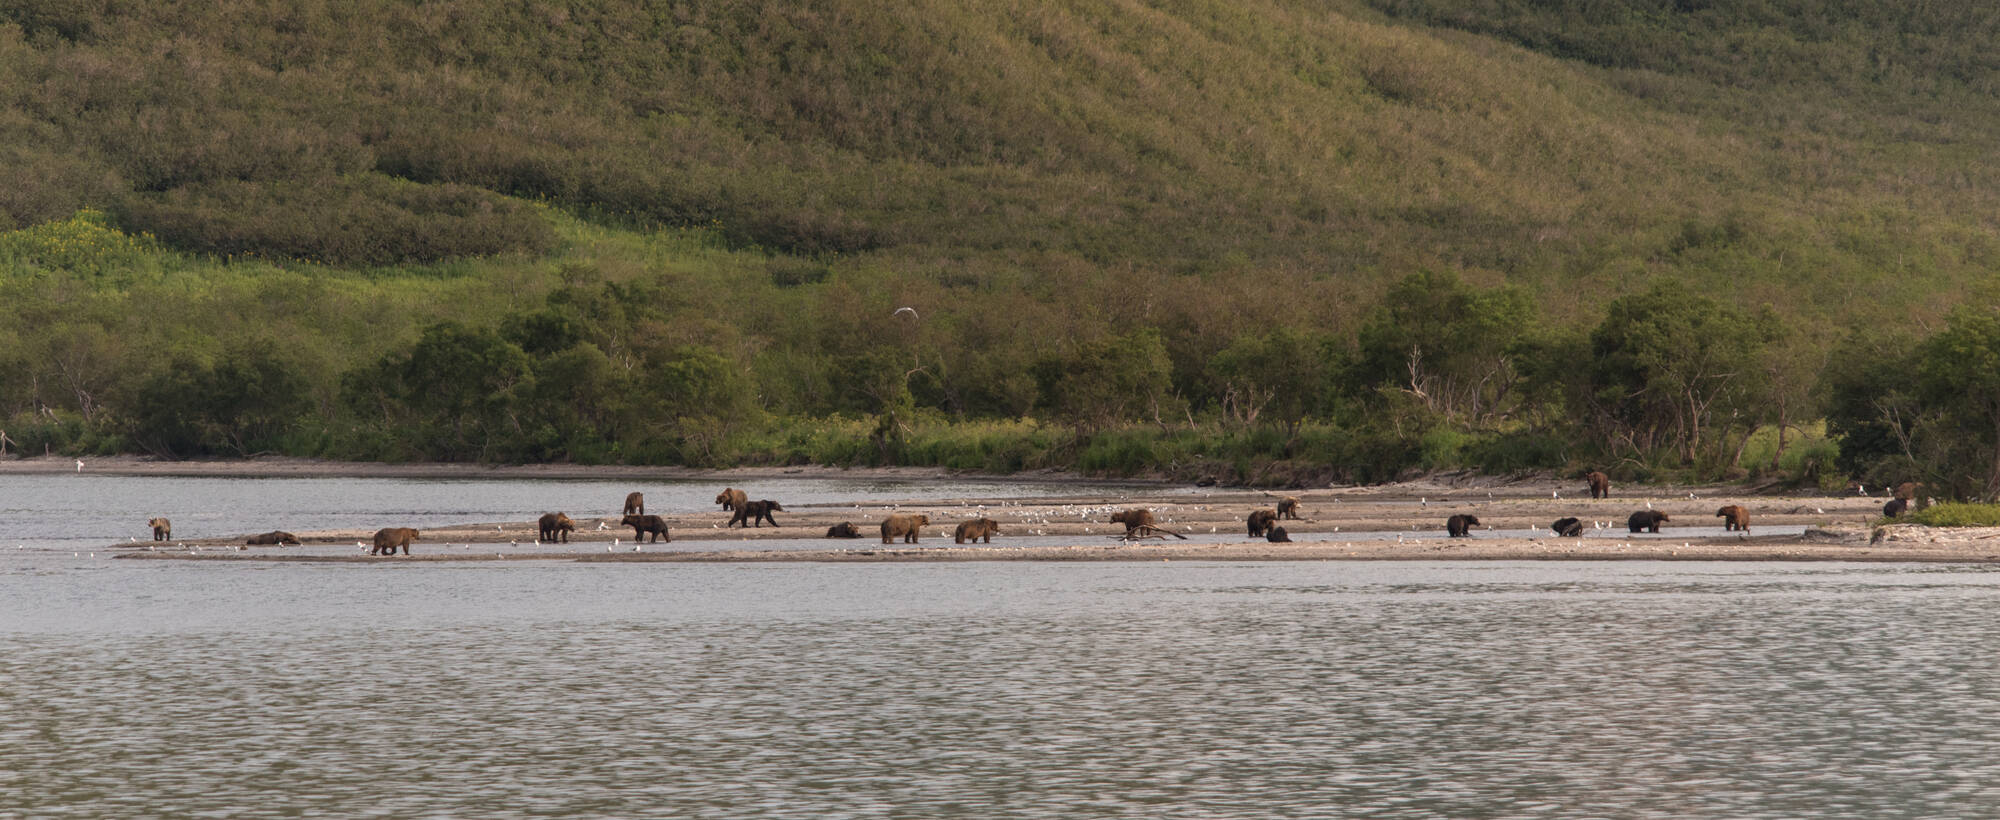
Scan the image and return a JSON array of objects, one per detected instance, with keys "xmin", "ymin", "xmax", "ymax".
[{"xmin": 97, "ymin": 466, "xmax": 1991, "ymax": 563}]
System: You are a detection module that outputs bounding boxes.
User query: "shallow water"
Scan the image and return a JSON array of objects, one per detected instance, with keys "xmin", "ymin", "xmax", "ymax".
[{"xmin": 4, "ymin": 477, "xmax": 1997, "ymax": 817}]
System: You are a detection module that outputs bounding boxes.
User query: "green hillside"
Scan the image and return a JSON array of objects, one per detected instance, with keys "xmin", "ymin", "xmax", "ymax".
[{"xmin": 4, "ymin": 0, "xmax": 1999, "ymax": 486}]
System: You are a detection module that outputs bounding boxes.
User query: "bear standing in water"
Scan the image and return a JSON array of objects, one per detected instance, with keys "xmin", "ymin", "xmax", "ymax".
[
  {"xmin": 1446, "ymin": 514, "xmax": 1480, "ymax": 537},
  {"xmin": 1627, "ymin": 510, "xmax": 1670, "ymax": 533}
]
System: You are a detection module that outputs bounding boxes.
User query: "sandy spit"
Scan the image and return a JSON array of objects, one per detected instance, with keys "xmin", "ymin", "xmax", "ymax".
[{"xmin": 83, "ymin": 462, "xmax": 1999, "ymax": 563}]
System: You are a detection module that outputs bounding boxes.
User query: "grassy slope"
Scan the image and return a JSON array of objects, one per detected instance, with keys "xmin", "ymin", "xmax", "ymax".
[{"xmin": 3, "ymin": 0, "xmax": 1999, "ymax": 468}]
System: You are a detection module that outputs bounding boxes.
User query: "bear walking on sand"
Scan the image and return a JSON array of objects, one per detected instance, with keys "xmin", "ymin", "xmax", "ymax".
[
  {"xmin": 370, "ymin": 527, "xmax": 419, "ymax": 556},
  {"xmin": 538, "ymin": 512, "xmax": 576, "ymax": 543},
  {"xmin": 621, "ymin": 514, "xmax": 671, "ymax": 542},
  {"xmin": 1714, "ymin": 505, "xmax": 1750, "ymax": 532},
  {"xmin": 728, "ymin": 500, "xmax": 782, "ymax": 528},
  {"xmin": 1586, "ymin": 471, "xmax": 1611, "ymax": 499},
  {"xmin": 148, "ymin": 517, "xmax": 171, "ymax": 541},
  {"xmin": 1276, "ymin": 497, "xmax": 1301, "ymax": 520},
  {"xmin": 954, "ymin": 518, "xmax": 1001, "ymax": 544},
  {"xmin": 1550, "ymin": 517, "xmax": 1583, "ymax": 537},
  {"xmin": 1627, "ymin": 510, "xmax": 1670, "ymax": 533},
  {"xmin": 1446, "ymin": 514, "xmax": 1480, "ymax": 537},
  {"xmin": 881, "ymin": 514, "xmax": 930, "ymax": 544},
  {"xmin": 622, "ymin": 492, "xmax": 644, "ymax": 516}
]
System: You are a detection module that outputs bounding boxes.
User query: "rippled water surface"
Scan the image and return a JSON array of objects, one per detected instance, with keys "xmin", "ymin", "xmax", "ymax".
[{"xmin": 9, "ymin": 553, "xmax": 2000, "ymax": 818}]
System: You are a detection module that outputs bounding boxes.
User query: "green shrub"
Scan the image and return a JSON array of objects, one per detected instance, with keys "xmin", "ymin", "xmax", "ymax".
[{"xmin": 1908, "ymin": 503, "xmax": 2000, "ymax": 528}]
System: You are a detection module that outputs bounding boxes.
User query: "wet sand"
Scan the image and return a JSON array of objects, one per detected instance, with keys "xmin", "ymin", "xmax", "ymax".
[{"xmin": 78, "ymin": 461, "xmax": 1984, "ymax": 563}]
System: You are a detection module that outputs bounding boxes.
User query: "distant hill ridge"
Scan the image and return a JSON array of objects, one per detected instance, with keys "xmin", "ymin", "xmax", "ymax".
[{"xmin": 4, "ymin": 0, "xmax": 1998, "ymax": 317}]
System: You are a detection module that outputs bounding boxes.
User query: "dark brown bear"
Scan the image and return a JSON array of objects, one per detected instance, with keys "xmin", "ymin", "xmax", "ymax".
[
  {"xmin": 881, "ymin": 514, "xmax": 930, "ymax": 544},
  {"xmin": 1894, "ymin": 482, "xmax": 1922, "ymax": 501},
  {"xmin": 826, "ymin": 522, "xmax": 863, "ymax": 538},
  {"xmin": 1627, "ymin": 510, "xmax": 1670, "ymax": 533},
  {"xmin": 245, "ymin": 531, "xmax": 300, "ymax": 546},
  {"xmin": 1550, "ymin": 517, "xmax": 1583, "ymax": 537},
  {"xmin": 728, "ymin": 500, "xmax": 782, "ymax": 528},
  {"xmin": 538, "ymin": 512, "xmax": 576, "ymax": 543},
  {"xmin": 623, "ymin": 492, "xmax": 645, "ymax": 515},
  {"xmin": 621, "ymin": 514, "xmax": 671, "ymax": 542},
  {"xmin": 954, "ymin": 518, "xmax": 1001, "ymax": 544},
  {"xmin": 370, "ymin": 527, "xmax": 419, "ymax": 556},
  {"xmin": 1446, "ymin": 514, "xmax": 1480, "ymax": 537},
  {"xmin": 1110, "ymin": 509, "xmax": 1156, "ymax": 534},
  {"xmin": 1714, "ymin": 505, "xmax": 1750, "ymax": 532},
  {"xmin": 715, "ymin": 488, "xmax": 747, "ymax": 511},
  {"xmin": 1883, "ymin": 498, "xmax": 1910, "ymax": 517},
  {"xmin": 1265, "ymin": 526, "xmax": 1292, "ymax": 543},
  {"xmin": 148, "ymin": 517, "xmax": 172, "ymax": 541},
  {"xmin": 1247, "ymin": 509, "xmax": 1279, "ymax": 537},
  {"xmin": 1276, "ymin": 497, "xmax": 1301, "ymax": 520},
  {"xmin": 1586, "ymin": 471, "xmax": 1610, "ymax": 499}
]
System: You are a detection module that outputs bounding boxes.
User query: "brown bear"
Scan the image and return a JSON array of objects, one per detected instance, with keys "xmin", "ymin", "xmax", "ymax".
[
  {"xmin": 1446, "ymin": 514, "xmax": 1480, "ymax": 537},
  {"xmin": 1627, "ymin": 510, "xmax": 1669, "ymax": 533},
  {"xmin": 1894, "ymin": 482, "xmax": 1922, "ymax": 501},
  {"xmin": 370, "ymin": 527, "xmax": 419, "ymax": 556},
  {"xmin": 715, "ymin": 488, "xmax": 747, "ymax": 512},
  {"xmin": 1266, "ymin": 526, "xmax": 1292, "ymax": 543},
  {"xmin": 881, "ymin": 513, "xmax": 930, "ymax": 544},
  {"xmin": 623, "ymin": 492, "xmax": 645, "ymax": 515},
  {"xmin": 1883, "ymin": 498, "xmax": 1909, "ymax": 518},
  {"xmin": 1110, "ymin": 508, "xmax": 1156, "ymax": 534},
  {"xmin": 728, "ymin": 500, "xmax": 782, "ymax": 528},
  {"xmin": 826, "ymin": 522, "xmax": 863, "ymax": 538},
  {"xmin": 1551, "ymin": 517, "xmax": 1583, "ymax": 537},
  {"xmin": 245, "ymin": 531, "xmax": 300, "ymax": 546},
  {"xmin": 1586, "ymin": 471, "xmax": 1610, "ymax": 499},
  {"xmin": 1715, "ymin": 505, "xmax": 1750, "ymax": 532},
  {"xmin": 1276, "ymin": 497, "xmax": 1301, "ymax": 520},
  {"xmin": 1247, "ymin": 509, "xmax": 1279, "ymax": 537},
  {"xmin": 621, "ymin": 514, "xmax": 671, "ymax": 542},
  {"xmin": 538, "ymin": 512, "xmax": 576, "ymax": 543},
  {"xmin": 148, "ymin": 517, "xmax": 171, "ymax": 541},
  {"xmin": 954, "ymin": 518, "xmax": 1001, "ymax": 544}
]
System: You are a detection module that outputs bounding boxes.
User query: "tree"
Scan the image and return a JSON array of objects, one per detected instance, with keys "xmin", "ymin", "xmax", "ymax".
[
  {"xmin": 124, "ymin": 347, "xmax": 310, "ymax": 457},
  {"xmin": 1033, "ymin": 330, "xmax": 1175, "ymax": 434},
  {"xmin": 1916, "ymin": 308, "xmax": 2000, "ymax": 500},
  {"xmin": 1209, "ymin": 327, "xmax": 1326, "ymax": 436},
  {"xmin": 1347, "ymin": 270, "xmax": 1531, "ymax": 426},
  {"xmin": 1820, "ymin": 328, "xmax": 1923, "ymax": 482},
  {"xmin": 1584, "ymin": 282, "xmax": 1770, "ymax": 465}
]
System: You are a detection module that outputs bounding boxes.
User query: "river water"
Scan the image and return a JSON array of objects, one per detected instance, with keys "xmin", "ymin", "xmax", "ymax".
[{"xmin": 4, "ymin": 477, "xmax": 2000, "ymax": 817}]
